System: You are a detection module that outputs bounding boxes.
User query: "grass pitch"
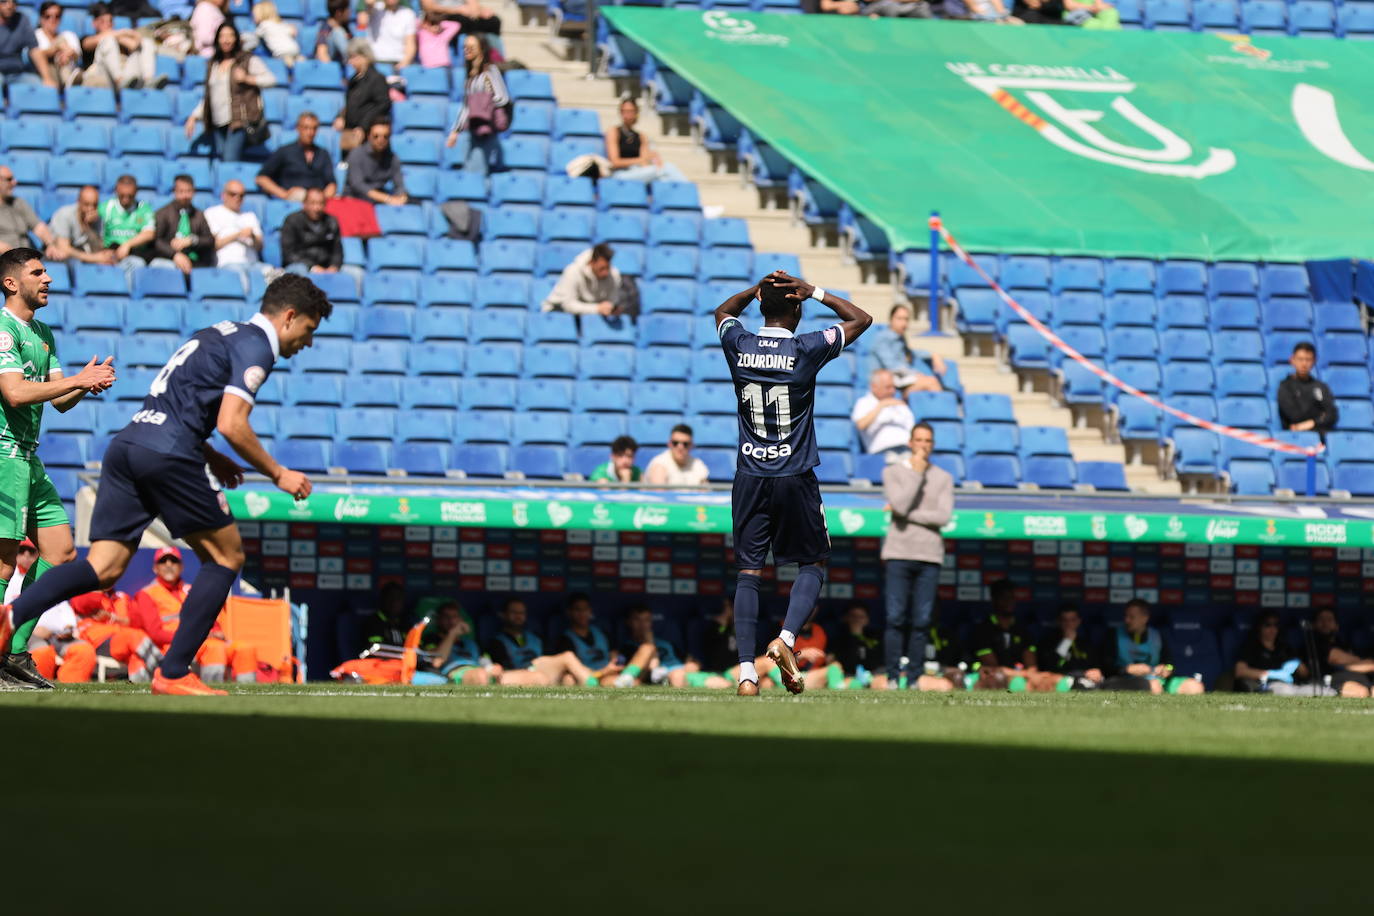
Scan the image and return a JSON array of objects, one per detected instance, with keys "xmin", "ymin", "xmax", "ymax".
[{"xmin": 10, "ymin": 685, "xmax": 1372, "ymax": 913}]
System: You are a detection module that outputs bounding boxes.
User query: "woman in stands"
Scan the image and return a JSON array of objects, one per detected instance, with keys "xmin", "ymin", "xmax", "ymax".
[
  {"xmin": 604, "ymin": 97, "xmax": 688, "ymax": 184},
  {"xmin": 334, "ymin": 38, "xmax": 391, "ymax": 154},
  {"xmin": 183, "ymin": 22, "xmax": 276, "ymax": 162},
  {"xmin": 445, "ymin": 35, "xmax": 507, "ymax": 177}
]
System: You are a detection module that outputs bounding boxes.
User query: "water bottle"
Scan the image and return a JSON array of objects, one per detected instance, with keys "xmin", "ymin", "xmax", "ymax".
[{"xmin": 898, "ymin": 655, "xmax": 909, "ymax": 690}]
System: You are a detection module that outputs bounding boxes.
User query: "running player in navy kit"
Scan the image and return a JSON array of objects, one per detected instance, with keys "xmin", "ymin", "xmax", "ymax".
[
  {"xmin": 715, "ymin": 272, "xmax": 871, "ymax": 696},
  {"xmin": 3, "ymin": 274, "xmax": 331, "ymax": 695}
]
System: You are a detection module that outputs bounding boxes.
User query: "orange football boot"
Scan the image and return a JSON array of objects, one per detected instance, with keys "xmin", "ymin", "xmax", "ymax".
[{"xmin": 151, "ymin": 670, "xmax": 228, "ymax": 696}]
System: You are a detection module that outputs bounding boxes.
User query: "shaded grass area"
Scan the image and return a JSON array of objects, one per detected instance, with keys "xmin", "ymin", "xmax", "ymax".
[{"xmin": 9, "ymin": 687, "xmax": 1372, "ymax": 913}]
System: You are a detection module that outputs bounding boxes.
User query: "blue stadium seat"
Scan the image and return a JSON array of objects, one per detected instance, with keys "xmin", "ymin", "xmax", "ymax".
[
  {"xmin": 1216, "ymin": 395, "xmax": 1271, "ymax": 429},
  {"xmin": 548, "ymin": 138, "xmax": 603, "ymax": 174},
  {"xmin": 72, "ymin": 263, "xmax": 129, "ymax": 298},
  {"xmin": 38, "ymin": 434, "xmax": 87, "ymax": 469},
  {"xmin": 510, "ymin": 446, "xmax": 566, "ymax": 479},
  {"xmin": 1023, "ymin": 456, "xmax": 1076, "ymax": 490},
  {"xmin": 1339, "ymin": 1, "xmax": 1374, "ymax": 35},
  {"xmin": 1289, "ymin": 0, "xmax": 1335, "ymax": 34},
  {"xmin": 998, "ymin": 290, "xmax": 1051, "ymax": 336},
  {"xmin": 478, "ymin": 240, "xmax": 537, "ymax": 277},
  {"xmin": 471, "ymin": 309, "xmax": 527, "ymax": 343},
  {"xmin": 569, "ymin": 410, "xmax": 626, "ymax": 446},
  {"xmin": 504, "ymin": 70, "xmax": 555, "ymax": 101},
  {"xmin": 1078, "ymin": 461, "xmax": 1130, "ymax": 491},
  {"xmin": 1020, "ymin": 426, "xmax": 1072, "ymax": 457},
  {"xmin": 1107, "ymin": 327, "xmax": 1160, "ymax": 361},
  {"xmin": 436, "ymin": 171, "xmax": 487, "ymax": 205},
  {"xmin": 1162, "ymin": 359, "xmax": 1215, "ymax": 396},
  {"xmin": 66, "ymin": 298, "xmax": 125, "ymax": 333},
  {"xmin": 7, "ymin": 83, "xmax": 61, "ymax": 117},
  {"xmin": 1158, "ymin": 260, "xmax": 1207, "ymax": 295},
  {"xmin": 701, "ymin": 217, "xmax": 751, "ymax": 250},
  {"xmin": 1264, "ymin": 331, "xmax": 1315, "ymax": 365},
  {"xmin": 1050, "ymin": 257, "xmax": 1103, "ymax": 294},
  {"xmin": 1170, "ymin": 428, "xmax": 1220, "ymax": 475},
  {"xmin": 374, "ymin": 204, "xmax": 428, "ymax": 238},
  {"xmin": 1336, "ymin": 399, "xmax": 1374, "ymax": 432},
  {"xmin": 645, "ymin": 247, "xmax": 697, "ymax": 280},
  {"xmin": 336, "ymin": 408, "xmax": 396, "ymax": 442},
  {"xmin": 634, "ymin": 348, "xmax": 691, "ymax": 383},
  {"xmin": 451, "ymin": 444, "xmax": 508, "ymax": 477},
  {"xmin": 329, "ymin": 441, "xmax": 389, "ymax": 474},
  {"xmin": 423, "ymin": 239, "xmax": 479, "ymax": 278},
  {"xmin": 513, "ymin": 411, "xmax": 571, "ymax": 445},
  {"xmin": 460, "ymin": 377, "xmax": 516, "ymax": 411},
  {"xmin": 954, "ymin": 290, "xmax": 999, "ymax": 335},
  {"xmin": 401, "ymin": 376, "xmax": 460, "ymax": 410},
  {"xmin": 597, "ymin": 179, "xmax": 650, "ymax": 212},
  {"xmin": 393, "ymin": 442, "xmax": 451, "ymax": 476},
  {"xmin": 1324, "ymin": 366, "xmax": 1372, "ymax": 399},
  {"xmin": 1157, "ymin": 296, "xmax": 1208, "ymax": 330},
  {"xmin": 964, "ymin": 393, "xmax": 1016, "ymax": 425},
  {"xmin": 521, "ymin": 343, "xmax": 577, "ymax": 379},
  {"xmin": 999, "ymin": 255, "xmax": 1050, "ymax": 291},
  {"xmin": 397, "ymin": 65, "xmax": 449, "ymax": 97},
  {"xmin": 410, "ymin": 341, "xmax": 466, "ymax": 376},
  {"xmin": 543, "ymin": 175, "xmax": 596, "ymax": 211},
  {"xmin": 1193, "ymin": 0, "xmax": 1238, "ymax": 28},
  {"xmin": 632, "ymin": 382, "xmax": 687, "ymax": 414},
  {"xmin": 1228, "ymin": 459, "xmax": 1276, "ymax": 495},
  {"xmin": 1262, "ymin": 298, "xmax": 1313, "ymax": 333},
  {"xmin": 502, "ymin": 136, "xmax": 552, "ymax": 174},
  {"xmin": 397, "ymin": 408, "xmax": 456, "ymax": 443},
  {"xmin": 468, "ymin": 342, "xmax": 522, "ymax": 376},
  {"xmin": 286, "ymin": 375, "xmax": 344, "ymax": 408},
  {"xmin": 568, "ymin": 444, "xmax": 608, "ymax": 478},
  {"xmin": 362, "ymin": 271, "xmax": 421, "ymax": 309},
  {"xmin": 508, "ymin": 101, "xmax": 554, "ymax": 137},
  {"xmin": 1053, "ymin": 292, "xmax": 1104, "ymax": 327},
  {"xmin": 539, "ymin": 209, "xmax": 594, "ymax": 245},
  {"xmin": 967, "ymin": 455, "xmax": 1021, "ymax": 488},
  {"xmin": 1242, "ymin": 0, "xmax": 1286, "ymax": 30},
  {"xmin": 575, "ymin": 380, "xmax": 632, "ymax": 412},
  {"xmin": 579, "ymin": 348, "xmax": 634, "ymax": 381},
  {"xmin": 1103, "ymin": 294, "xmax": 1155, "ymax": 329},
  {"xmin": 1144, "ymin": 0, "xmax": 1191, "ymax": 27},
  {"xmin": 909, "ymin": 390, "xmax": 961, "ymax": 422},
  {"xmin": 1103, "ymin": 259, "xmax": 1155, "ymax": 294},
  {"xmin": 1116, "ymin": 398, "xmax": 1160, "ymax": 442},
  {"xmin": 1008, "ymin": 325, "xmax": 1051, "ymax": 370},
  {"xmin": 1107, "ymin": 359, "xmax": 1161, "ymax": 398},
  {"xmin": 275, "ymin": 439, "xmax": 332, "ymax": 473},
  {"xmin": 484, "ymin": 208, "xmax": 539, "ymax": 241},
  {"xmin": 649, "ymin": 181, "xmax": 701, "ymax": 214},
  {"xmin": 1212, "ymin": 330, "xmax": 1265, "ymax": 365},
  {"xmin": 1214, "ymin": 362, "xmax": 1266, "ymax": 397},
  {"xmin": 1258, "ymin": 264, "xmax": 1309, "ymax": 300}
]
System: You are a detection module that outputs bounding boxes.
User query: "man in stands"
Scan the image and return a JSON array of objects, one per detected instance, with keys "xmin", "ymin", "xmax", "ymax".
[
  {"xmin": 79, "ymin": 1, "xmax": 158, "ymax": 90},
  {"xmin": 1309, "ymin": 607, "xmax": 1374, "ymax": 698},
  {"xmin": 551, "ymin": 592, "xmax": 622, "ymax": 684},
  {"xmin": 1035, "ymin": 603, "xmax": 1103, "ymax": 689},
  {"xmin": 485, "ymin": 596, "xmax": 601, "ymax": 686},
  {"xmin": 643, "ymin": 423, "xmax": 709, "ymax": 486},
  {"xmin": 588, "ymin": 435, "xmax": 640, "ymax": 483},
  {"xmin": 1099, "ymin": 598, "xmax": 1204, "ymax": 695},
  {"xmin": 365, "ymin": 0, "xmax": 418, "ymax": 67},
  {"xmin": 205, "ymin": 180, "xmax": 268, "ymax": 283},
  {"xmin": 967, "ymin": 579, "xmax": 1038, "ymax": 690},
  {"xmin": 129, "ymin": 546, "xmax": 258, "ymax": 683},
  {"xmin": 30, "ymin": 2, "xmax": 79, "ymax": 88},
  {"xmin": 865, "ymin": 304, "xmax": 944, "ymax": 394},
  {"xmin": 149, "ymin": 174, "xmax": 215, "ymax": 277},
  {"xmin": 99, "ymin": 172, "xmax": 156, "ymax": 269},
  {"xmin": 541, "ymin": 243, "xmax": 636, "ymax": 318},
  {"xmin": 1277, "ymin": 342, "xmax": 1338, "ymax": 436},
  {"xmin": 46, "ymin": 185, "xmax": 117, "ymax": 266},
  {"xmin": 0, "ymin": 165, "xmax": 54, "ymax": 255},
  {"xmin": 344, "ymin": 118, "xmax": 408, "ymax": 206},
  {"xmin": 852, "ymin": 370, "xmax": 915, "ymax": 458},
  {"xmin": 421, "ymin": 600, "xmax": 495, "ymax": 685},
  {"xmin": 281, "ymin": 188, "xmax": 349, "ymax": 279},
  {"xmin": 256, "ymin": 112, "xmax": 337, "ymax": 202},
  {"xmin": 0, "ymin": 0, "xmax": 41, "ymax": 91}
]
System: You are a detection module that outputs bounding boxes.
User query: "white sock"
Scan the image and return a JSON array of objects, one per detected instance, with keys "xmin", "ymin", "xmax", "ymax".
[
  {"xmin": 780, "ymin": 629, "xmax": 796, "ymax": 649},
  {"xmin": 738, "ymin": 661, "xmax": 757, "ymax": 684}
]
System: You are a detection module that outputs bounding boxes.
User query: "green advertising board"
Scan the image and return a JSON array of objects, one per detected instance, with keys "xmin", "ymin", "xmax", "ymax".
[
  {"xmin": 603, "ymin": 8, "xmax": 1374, "ymax": 261},
  {"xmin": 225, "ymin": 490, "xmax": 1374, "ymax": 548}
]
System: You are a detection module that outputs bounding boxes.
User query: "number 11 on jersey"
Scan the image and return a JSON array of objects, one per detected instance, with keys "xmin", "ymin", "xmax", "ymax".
[{"xmin": 741, "ymin": 383, "xmax": 793, "ymax": 440}]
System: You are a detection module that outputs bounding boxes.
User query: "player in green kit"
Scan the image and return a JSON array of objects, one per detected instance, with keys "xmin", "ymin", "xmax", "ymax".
[{"xmin": 0, "ymin": 248, "xmax": 116, "ymax": 689}]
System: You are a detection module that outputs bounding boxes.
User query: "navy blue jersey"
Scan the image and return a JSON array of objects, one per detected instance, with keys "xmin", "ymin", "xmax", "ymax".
[
  {"xmin": 718, "ymin": 318, "xmax": 844, "ymax": 477},
  {"xmin": 117, "ymin": 314, "xmax": 278, "ymax": 462}
]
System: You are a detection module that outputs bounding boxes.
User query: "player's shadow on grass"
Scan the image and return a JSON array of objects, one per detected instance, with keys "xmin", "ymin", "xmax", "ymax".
[{"xmin": 18, "ymin": 706, "xmax": 1368, "ymax": 913}]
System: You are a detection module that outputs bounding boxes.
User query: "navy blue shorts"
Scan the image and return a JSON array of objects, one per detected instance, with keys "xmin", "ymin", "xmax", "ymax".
[
  {"xmin": 89, "ymin": 437, "xmax": 234, "ymax": 542},
  {"xmin": 731, "ymin": 470, "xmax": 831, "ymax": 569}
]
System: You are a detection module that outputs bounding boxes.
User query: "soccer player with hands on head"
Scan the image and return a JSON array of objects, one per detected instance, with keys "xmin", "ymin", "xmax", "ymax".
[
  {"xmin": 715, "ymin": 270, "xmax": 872, "ymax": 696},
  {"xmin": 3, "ymin": 273, "xmax": 331, "ymax": 695}
]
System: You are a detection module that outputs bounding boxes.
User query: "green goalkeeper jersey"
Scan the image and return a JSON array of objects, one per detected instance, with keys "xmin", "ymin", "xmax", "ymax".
[{"xmin": 0, "ymin": 307, "xmax": 58, "ymax": 456}]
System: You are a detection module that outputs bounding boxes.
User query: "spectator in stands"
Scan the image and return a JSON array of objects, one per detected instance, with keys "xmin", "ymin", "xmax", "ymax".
[
  {"xmin": 98, "ymin": 172, "xmax": 155, "ymax": 267},
  {"xmin": 1100, "ymin": 598, "xmax": 1204, "ymax": 695},
  {"xmin": 314, "ymin": 0, "xmax": 351, "ymax": 64},
  {"xmin": 415, "ymin": 7, "xmax": 459, "ymax": 68},
  {"xmin": 542, "ymin": 243, "xmax": 635, "ymax": 317},
  {"xmin": 31, "ymin": 2, "xmax": 81, "ymax": 88},
  {"xmin": 698, "ymin": 598, "xmax": 737, "ymax": 675},
  {"xmin": 365, "ymin": 0, "xmax": 417, "ymax": 66},
  {"xmin": 358, "ymin": 581, "xmax": 414, "ymax": 653},
  {"xmin": 551, "ymin": 592, "xmax": 622, "ymax": 684},
  {"xmin": 1017, "ymin": 0, "xmax": 1119, "ymax": 25},
  {"xmin": 644, "ymin": 423, "xmax": 709, "ymax": 486},
  {"xmin": 826, "ymin": 603, "xmax": 887, "ymax": 689},
  {"xmin": 189, "ymin": 0, "xmax": 225, "ymax": 57},
  {"xmin": 916, "ymin": 614, "xmax": 966, "ymax": 691},
  {"xmin": 967, "ymin": 579, "xmax": 1036, "ymax": 689},
  {"xmin": 256, "ymin": 113, "xmax": 337, "ymax": 202},
  {"xmin": 881, "ymin": 421, "xmax": 953, "ymax": 686},
  {"xmin": 589, "ymin": 435, "xmax": 641, "ymax": 483},
  {"xmin": 943, "ymin": 0, "xmax": 1021, "ymax": 21},
  {"xmin": 867, "ymin": 304, "xmax": 944, "ymax": 394},
  {"xmin": 149, "ymin": 173, "xmax": 215, "ymax": 275},
  {"xmin": 422, "ymin": 600, "xmax": 495, "ymax": 685},
  {"xmin": 1233, "ymin": 611, "xmax": 1305, "ymax": 694},
  {"xmin": 183, "ymin": 22, "xmax": 276, "ymax": 162},
  {"xmin": 0, "ymin": 0, "xmax": 40, "ymax": 90},
  {"xmin": 445, "ymin": 34, "xmax": 507, "ymax": 177},
  {"xmin": 613, "ymin": 605, "xmax": 693, "ymax": 688},
  {"xmin": 47, "ymin": 185, "xmax": 116, "ymax": 266},
  {"xmin": 1309, "ymin": 607, "xmax": 1374, "ymax": 698},
  {"xmin": 29, "ymin": 588, "xmax": 163, "ymax": 683},
  {"xmin": 1277, "ymin": 342, "xmax": 1339, "ymax": 436},
  {"xmin": 0, "ymin": 165, "xmax": 54, "ymax": 255},
  {"xmin": 282, "ymin": 188, "xmax": 358, "ymax": 283},
  {"xmin": 205, "ymin": 179, "xmax": 268, "ymax": 281},
  {"xmin": 252, "ymin": 1, "xmax": 299, "ymax": 66},
  {"xmin": 605, "ymin": 97, "xmax": 688, "ymax": 184},
  {"xmin": 336, "ymin": 38, "xmax": 390, "ymax": 154},
  {"xmin": 1035, "ymin": 603, "xmax": 1103, "ymax": 687},
  {"xmin": 485, "ymin": 596, "xmax": 601, "ymax": 687},
  {"xmin": 344, "ymin": 118, "xmax": 408, "ymax": 206},
  {"xmin": 80, "ymin": 1, "xmax": 159, "ymax": 90},
  {"xmin": 853, "ymin": 370, "xmax": 916, "ymax": 457},
  {"xmin": 418, "ymin": 0, "xmax": 501, "ymax": 46}
]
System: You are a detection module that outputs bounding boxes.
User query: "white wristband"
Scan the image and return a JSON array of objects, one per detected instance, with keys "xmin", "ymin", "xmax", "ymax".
[{"xmin": 811, "ymin": 286, "xmax": 827, "ymax": 303}]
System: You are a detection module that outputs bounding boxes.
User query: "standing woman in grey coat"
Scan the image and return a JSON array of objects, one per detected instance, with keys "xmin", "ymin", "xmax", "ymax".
[
  {"xmin": 444, "ymin": 34, "xmax": 508, "ymax": 177},
  {"xmin": 881, "ymin": 421, "xmax": 954, "ymax": 688}
]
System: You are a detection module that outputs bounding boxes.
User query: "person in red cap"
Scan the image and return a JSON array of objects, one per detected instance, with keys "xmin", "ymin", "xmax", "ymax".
[{"xmin": 129, "ymin": 547, "xmax": 258, "ymax": 683}]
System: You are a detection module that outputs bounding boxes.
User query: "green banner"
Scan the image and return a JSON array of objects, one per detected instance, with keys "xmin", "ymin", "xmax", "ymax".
[
  {"xmin": 226, "ymin": 491, "xmax": 1374, "ymax": 547},
  {"xmin": 604, "ymin": 8, "xmax": 1374, "ymax": 260}
]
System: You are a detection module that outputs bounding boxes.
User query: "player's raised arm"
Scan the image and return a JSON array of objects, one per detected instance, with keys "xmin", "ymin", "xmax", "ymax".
[
  {"xmin": 713, "ymin": 281, "xmax": 763, "ymax": 332},
  {"xmin": 772, "ymin": 272, "xmax": 873, "ymax": 346},
  {"xmin": 49, "ymin": 357, "xmax": 117, "ymax": 412},
  {"xmin": 217, "ymin": 393, "xmax": 311, "ymax": 500}
]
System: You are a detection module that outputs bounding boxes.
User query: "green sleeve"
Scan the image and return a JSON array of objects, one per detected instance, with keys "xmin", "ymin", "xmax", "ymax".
[
  {"xmin": 40, "ymin": 324, "xmax": 57, "ymax": 377},
  {"xmin": 587, "ymin": 462, "xmax": 611, "ymax": 482},
  {"xmin": 136, "ymin": 203, "xmax": 155, "ymax": 231}
]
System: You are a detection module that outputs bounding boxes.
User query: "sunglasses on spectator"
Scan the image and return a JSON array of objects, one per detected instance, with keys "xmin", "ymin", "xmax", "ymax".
[
  {"xmin": 157, "ymin": 556, "xmax": 181, "ymax": 564},
  {"xmin": 225, "ymin": 190, "xmax": 244, "ymax": 198},
  {"xmin": 670, "ymin": 438, "xmax": 691, "ymax": 447}
]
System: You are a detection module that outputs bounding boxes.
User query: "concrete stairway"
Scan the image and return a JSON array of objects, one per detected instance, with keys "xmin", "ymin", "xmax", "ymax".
[{"xmin": 496, "ymin": 9, "xmax": 1179, "ymax": 494}]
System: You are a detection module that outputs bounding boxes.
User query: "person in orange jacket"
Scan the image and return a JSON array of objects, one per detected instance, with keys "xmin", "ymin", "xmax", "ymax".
[
  {"xmin": 29, "ymin": 588, "xmax": 163, "ymax": 682},
  {"xmin": 128, "ymin": 547, "xmax": 258, "ymax": 683}
]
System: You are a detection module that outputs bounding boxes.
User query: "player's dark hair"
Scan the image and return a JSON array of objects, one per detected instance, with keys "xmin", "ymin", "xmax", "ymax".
[
  {"xmin": 501, "ymin": 596, "xmax": 525, "ymax": 613},
  {"xmin": 619, "ymin": 95, "xmax": 639, "ymax": 111},
  {"xmin": 261, "ymin": 273, "xmax": 333, "ymax": 322},
  {"xmin": 1057, "ymin": 601, "xmax": 1080, "ymax": 617},
  {"xmin": 327, "ymin": 0, "xmax": 348, "ymax": 18},
  {"xmin": 912, "ymin": 421, "xmax": 933, "ymax": 440},
  {"xmin": 627, "ymin": 604, "xmax": 652, "ymax": 618},
  {"xmin": 1292, "ymin": 341, "xmax": 1316, "ymax": 358},
  {"xmin": 1253, "ymin": 610, "xmax": 1280, "ymax": 629},
  {"xmin": 566, "ymin": 592, "xmax": 591, "ymax": 609},
  {"xmin": 1312, "ymin": 606, "xmax": 1336, "ymax": 622},
  {"xmin": 989, "ymin": 578, "xmax": 1016, "ymax": 606},
  {"xmin": 671, "ymin": 423, "xmax": 693, "ymax": 440},
  {"xmin": 889, "ymin": 303, "xmax": 911, "ymax": 322},
  {"xmin": 39, "ymin": 1, "xmax": 60, "ymax": 16},
  {"xmin": 610, "ymin": 435, "xmax": 637, "ymax": 455},
  {"xmin": 1124, "ymin": 597, "xmax": 1151, "ymax": 616},
  {"xmin": 367, "ymin": 116, "xmax": 392, "ymax": 134},
  {"xmin": 758, "ymin": 275, "xmax": 794, "ymax": 321},
  {"xmin": 590, "ymin": 242, "xmax": 614, "ymax": 264},
  {"xmin": 0, "ymin": 247, "xmax": 42, "ymax": 284},
  {"xmin": 115, "ymin": 172, "xmax": 137, "ymax": 187},
  {"xmin": 171, "ymin": 173, "xmax": 194, "ymax": 189},
  {"xmin": 88, "ymin": 1, "xmax": 110, "ymax": 16}
]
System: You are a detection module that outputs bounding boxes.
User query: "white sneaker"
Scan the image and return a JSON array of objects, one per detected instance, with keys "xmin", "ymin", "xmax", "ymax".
[{"xmin": 613, "ymin": 673, "xmax": 636, "ymax": 689}]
